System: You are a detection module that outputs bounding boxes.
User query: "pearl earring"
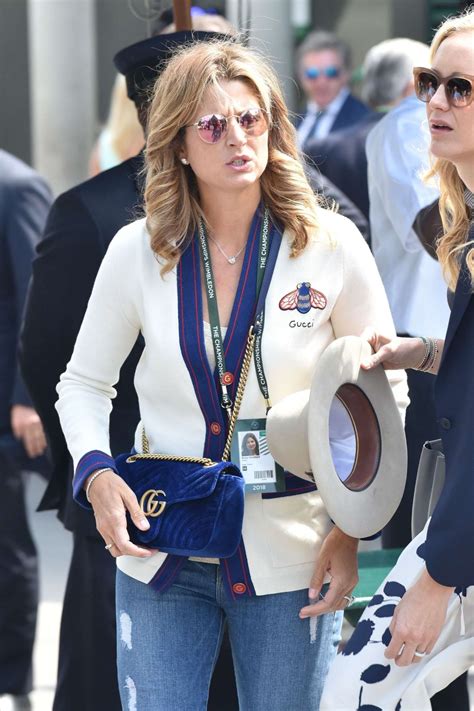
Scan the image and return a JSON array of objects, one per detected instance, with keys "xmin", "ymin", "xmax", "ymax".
[{"xmin": 181, "ymin": 158, "xmax": 189, "ymax": 165}]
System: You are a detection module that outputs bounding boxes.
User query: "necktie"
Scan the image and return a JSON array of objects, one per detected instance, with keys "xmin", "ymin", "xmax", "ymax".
[{"xmin": 303, "ymin": 110, "xmax": 325, "ymax": 150}]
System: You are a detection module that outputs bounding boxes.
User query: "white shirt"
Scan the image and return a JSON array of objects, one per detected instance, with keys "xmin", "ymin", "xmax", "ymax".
[
  {"xmin": 366, "ymin": 95, "xmax": 450, "ymax": 336},
  {"xmin": 297, "ymin": 88, "xmax": 350, "ymax": 148}
]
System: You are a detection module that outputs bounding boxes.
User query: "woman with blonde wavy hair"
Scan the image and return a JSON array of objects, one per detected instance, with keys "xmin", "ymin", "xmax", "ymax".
[
  {"xmin": 321, "ymin": 8, "xmax": 474, "ymax": 710},
  {"xmin": 88, "ymin": 74, "xmax": 145, "ymax": 176},
  {"xmin": 54, "ymin": 39, "xmax": 406, "ymax": 709}
]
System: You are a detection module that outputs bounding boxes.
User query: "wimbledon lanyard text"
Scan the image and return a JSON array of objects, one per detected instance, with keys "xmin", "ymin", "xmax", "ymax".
[{"xmin": 198, "ymin": 208, "xmax": 271, "ymax": 420}]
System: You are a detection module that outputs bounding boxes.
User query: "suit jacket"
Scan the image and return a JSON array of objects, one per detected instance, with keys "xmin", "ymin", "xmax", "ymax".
[
  {"xmin": 420, "ymin": 230, "xmax": 474, "ymax": 588},
  {"xmin": 305, "ymin": 112, "xmax": 381, "ymax": 221},
  {"xmin": 305, "ymin": 165, "xmax": 368, "ymax": 241},
  {"xmin": 0, "ymin": 150, "xmax": 52, "ymax": 435},
  {"xmin": 297, "ymin": 93, "xmax": 373, "ymax": 135},
  {"xmin": 329, "ymin": 93, "xmax": 373, "ymax": 134},
  {"xmin": 19, "ymin": 155, "xmax": 144, "ymax": 535}
]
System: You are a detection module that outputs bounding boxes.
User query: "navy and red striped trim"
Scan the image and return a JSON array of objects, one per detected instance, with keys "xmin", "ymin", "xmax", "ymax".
[
  {"xmin": 178, "ymin": 240, "xmax": 225, "ymax": 458},
  {"xmin": 262, "ymin": 471, "xmax": 317, "ymax": 499},
  {"xmin": 221, "ymin": 540, "xmax": 256, "ymax": 599},
  {"xmin": 73, "ymin": 449, "xmax": 117, "ymax": 508},
  {"xmin": 148, "ymin": 554, "xmax": 187, "ymax": 593},
  {"xmin": 178, "ymin": 238, "xmax": 226, "ymax": 460}
]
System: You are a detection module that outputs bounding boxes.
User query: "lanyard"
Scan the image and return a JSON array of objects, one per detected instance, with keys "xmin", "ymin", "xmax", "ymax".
[
  {"xmin": 253, "ymin": 310, "xmax": 270, "ymax": 410},
  {"xmin": 251, "ymin": 217, "xmax": 285, "ymax": 411},
  {"xmin": 198, "ymin": 208, "xmax": 270, "ymax": 420}
]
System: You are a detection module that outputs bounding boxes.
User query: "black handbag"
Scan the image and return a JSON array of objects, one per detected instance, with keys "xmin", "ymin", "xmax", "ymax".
[
  {"xmin": 115, "ymin": 326, "xmax": 256, "ymax": 559},
  {"xmin": 411, "ymin": 439, "xmax": 445, "ymax": 537}
]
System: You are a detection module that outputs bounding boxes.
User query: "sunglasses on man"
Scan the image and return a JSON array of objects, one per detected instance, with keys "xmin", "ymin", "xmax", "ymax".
[
  {"xmin": 303, "ymin": 66, "xmax": 342, "ymax": 80},
  {"xmin": 185, "ymin": 108, "xmax": 269, "ymax": 144},
  {"xmin": 413, "ymin": 67, "xmax": 474, "ymax": 108}
]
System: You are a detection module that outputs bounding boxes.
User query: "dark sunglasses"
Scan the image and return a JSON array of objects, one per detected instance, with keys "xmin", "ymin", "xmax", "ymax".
[
  {"xmin": 185, "ymin": 108, "xmax": 269, "ymax": 144},
  {"xmin": 413, "ymin": 67, "xmax": 474, "ymax": 108},
  {"xmin": 304, "ymin": 65, "xmax": 341, "ymax": 80}
]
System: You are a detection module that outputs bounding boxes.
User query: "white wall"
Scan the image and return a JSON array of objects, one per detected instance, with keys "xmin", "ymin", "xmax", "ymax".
[{"xmin": 28, "ymin": 0, "xmax": 97, "ymax": 194}]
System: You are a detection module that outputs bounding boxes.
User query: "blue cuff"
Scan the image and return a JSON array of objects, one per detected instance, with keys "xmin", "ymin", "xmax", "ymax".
[
  {"xmin": 73, "ymin": 450, "xmax": 117, "ymax": 509},
  {"xmin": 329, "ymin": 517, "xmax": 381, "ymax": 541},
  {"xmin": 361, "ymin": 531, "xmax": 382, "ymax": 541}
]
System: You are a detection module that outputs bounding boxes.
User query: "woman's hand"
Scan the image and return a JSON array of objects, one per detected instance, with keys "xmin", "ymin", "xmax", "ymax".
[
  {"xmin": 360, "ymin": 328, "xmax": 426, "ymax": 371},
  {"xmin": 385, "ymin": 568, "xmax": 454, "ymax": 666},
  {"xmin": 299, "ymin": 526, "xmax": 359, "ymax": 618},
  {"xmin": 86, "ymin": 469, "xmax": 154, "ymax": 558}
]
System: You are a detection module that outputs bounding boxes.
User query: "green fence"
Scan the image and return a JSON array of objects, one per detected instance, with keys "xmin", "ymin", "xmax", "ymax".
[{"xmin": 428, "ymin": 0, "xmax": 471, "ymax": 38}]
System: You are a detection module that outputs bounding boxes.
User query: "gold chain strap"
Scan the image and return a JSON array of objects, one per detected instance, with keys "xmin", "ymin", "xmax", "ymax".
[
  {"xmin": 221, "ymin": 326, "xmax": 255, "ymax": 461},
  {"xmin": 131, "ymin": 326, "xmax": 255, "ymax": 464},
  {"xmin": 126, "ymin": 452, "xmax": 215, "ymax": 466}
]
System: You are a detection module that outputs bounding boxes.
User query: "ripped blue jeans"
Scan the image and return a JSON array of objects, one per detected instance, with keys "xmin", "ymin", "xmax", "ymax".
[{"xmin": 116, "ymin": 560, "xmax": 342, "ymax": 711}]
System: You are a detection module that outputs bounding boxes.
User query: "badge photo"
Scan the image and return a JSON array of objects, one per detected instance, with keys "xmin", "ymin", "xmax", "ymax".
[{"xmin": 231, "ymin": 419, "xmax": 285, "ymax": 494}]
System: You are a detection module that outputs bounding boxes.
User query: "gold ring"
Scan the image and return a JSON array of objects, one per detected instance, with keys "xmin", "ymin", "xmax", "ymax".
[{"xmin": 104, "ymin": 543, "xmax": 114, "ymax": 551}]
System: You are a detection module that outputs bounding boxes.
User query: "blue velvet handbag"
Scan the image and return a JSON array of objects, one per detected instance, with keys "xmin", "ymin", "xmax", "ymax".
[
  {"xmin": 114, "ymin": 325, "xmax": 257, "ymax": 559},
  {"xmin": 114, "ymin": 452, "xmax": 245, "ymax": 558}
]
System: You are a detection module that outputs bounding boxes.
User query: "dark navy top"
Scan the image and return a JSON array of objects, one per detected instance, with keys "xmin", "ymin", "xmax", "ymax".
[{"xmin": 419, "ymin": 216, "xmax": 474, "ymax": 588}]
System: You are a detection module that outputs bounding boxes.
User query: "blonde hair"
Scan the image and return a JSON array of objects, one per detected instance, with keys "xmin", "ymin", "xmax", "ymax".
[
  {"xmin": 106, "ymin": 75, "xmax": 145, "ymax": 162},
  {"xmin": 427, "ymin": 8, "xmax": 474, "ymax": 289},
  {"xmin": 144, "ymin": 40, "xmax": 321, "ymax": 273}
]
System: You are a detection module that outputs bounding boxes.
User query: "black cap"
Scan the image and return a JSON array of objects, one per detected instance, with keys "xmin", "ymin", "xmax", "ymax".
[{"xmin": 114, "ymin": 31, "xmax": 229, "ymax": 102}]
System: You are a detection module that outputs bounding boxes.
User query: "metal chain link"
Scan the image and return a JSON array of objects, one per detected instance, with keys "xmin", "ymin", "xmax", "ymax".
[
  {"xmin": 135, "ymin": 326, "xmax": 255, "ymax": 464},
  {"xmin": 126, "ymin": 452, "xmax": 215, "ymax": 466},
  {"xmin": 222, "ymin": 326, "xmax": 255, "ymax": 461}
]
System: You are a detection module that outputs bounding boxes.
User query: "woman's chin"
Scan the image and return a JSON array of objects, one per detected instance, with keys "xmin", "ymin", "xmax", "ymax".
[{"xmin": 430, "ymin": 140, "xmax": 455, "ymax": 162}]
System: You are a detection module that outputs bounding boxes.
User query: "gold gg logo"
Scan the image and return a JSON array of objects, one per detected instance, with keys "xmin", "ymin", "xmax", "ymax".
[{"xmin": 140, "ymin": 489, "xmax": 167, "ymax": 518}]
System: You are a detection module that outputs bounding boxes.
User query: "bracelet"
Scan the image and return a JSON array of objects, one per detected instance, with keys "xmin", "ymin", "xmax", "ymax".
[
  {"xmin": 414, "ymin": 337, "xmax": 438, "ymax": 372},
  {"xmin": 422, "ymin": 338, "xmax": 439, "ymax": 372},
  {"xmin": 85, "ymin": 468, "xmax": 113, "ymax": 503},
  {"xmin": 420, "ymin": 337, "xmax": 435, "ymax": 371},
  {"xmin": 414, "ymin": 336, "xmax": 431, "ymax": 370}
]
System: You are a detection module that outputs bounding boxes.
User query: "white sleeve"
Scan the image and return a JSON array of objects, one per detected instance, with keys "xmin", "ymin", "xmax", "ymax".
[
  {"xmin": 330, "ymin": 216, "xmax": 409, "ymax": 421},
  {"xmin": 55, "ymin": 227, "xmax": 141, "ymax": 469},
  {"xmin": 367, "ymin": 111, "xmax": 439, "ymax": 252}
]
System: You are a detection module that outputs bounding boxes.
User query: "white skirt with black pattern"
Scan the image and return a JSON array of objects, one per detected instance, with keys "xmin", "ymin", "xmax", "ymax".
[{"xmin": 320, "ymin": 521, "xmax": 474, "ymax": 711}]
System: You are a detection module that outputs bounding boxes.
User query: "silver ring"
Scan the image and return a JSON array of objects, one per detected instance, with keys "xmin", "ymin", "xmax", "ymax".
[
  {"xmin": 104, "ymin": 543, "xmax": 114, "ymax": 551},
  {"xmin": 343, "ymin": 595, "xmax": 355, "ymax": 607},
  {"xmin": 413, "ymin": 650, "xmax": 427, "ymax": 658}
]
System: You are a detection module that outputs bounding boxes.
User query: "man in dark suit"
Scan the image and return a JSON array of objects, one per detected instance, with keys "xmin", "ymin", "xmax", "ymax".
[
  {"xmin": 19, "ymin": 30, "xmax": 236, "ymax": 711},
  {"xmin": 306, "ymin": 165, "xmax": 368, "ymax": 240},
  {"xmin": 305, "ymin": 38, "xmax": 432, "ymax": 227},
  {"xmin": 21, "ymin": 155, "xmax": 142, "ymax": 711},
  {"xmin": 305, "ymin": 113, "xmax": 380, "ymax": 222},
  {"xmin": 296, "ymin": 30, "xmax": 373, "ymax": 153},
  {"xmin": 0, "ymin": 150, "xmax": 52, "ymax": 710}
]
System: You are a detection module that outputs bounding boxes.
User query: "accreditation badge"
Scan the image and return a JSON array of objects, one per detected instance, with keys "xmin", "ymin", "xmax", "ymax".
[{"xmin": 231, "ymin": 418, "xmax": 286, "ymax": 493}]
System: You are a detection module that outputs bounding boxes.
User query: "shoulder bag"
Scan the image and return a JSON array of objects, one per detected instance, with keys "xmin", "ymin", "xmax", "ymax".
[{"xmin": 411, "ymin": 439, "xmax": 445, "ymax": 538}]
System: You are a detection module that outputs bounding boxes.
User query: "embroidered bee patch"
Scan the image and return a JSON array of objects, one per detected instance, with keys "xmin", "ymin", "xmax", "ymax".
[{"xmin": 279, "ymin": 282, "xmax": 327, "ymax": 314}]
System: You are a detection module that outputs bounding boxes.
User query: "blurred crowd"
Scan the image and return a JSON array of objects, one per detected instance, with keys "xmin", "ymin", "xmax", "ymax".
[{"xmin": 0, "ymin": 4, "xmax": 472, "ymax": 711}]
